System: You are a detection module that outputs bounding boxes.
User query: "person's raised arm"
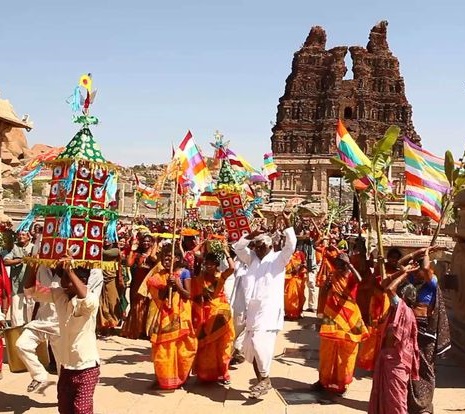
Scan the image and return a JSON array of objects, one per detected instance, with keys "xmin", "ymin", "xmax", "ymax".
[
  {"xmin": 382, "ymin": 264, "xmax": 419, "ymax": 297},
  {"xmin": 278, "ymin": 210, "xmax": 297, "ymax": 267},
  {"xmin": 62, "ymin": 260, "xmax": 88, "ymax": 299},
  {"xmin": 127, "ymin": 234, "xmax": 140, "ymax": 267},
  {"xmin": 221, "ymin": 241, "xmax": 235, "ymax": 280},
  {"xmin": 233, "ymin": 229, "xmax": 262, "ymax": 266}
]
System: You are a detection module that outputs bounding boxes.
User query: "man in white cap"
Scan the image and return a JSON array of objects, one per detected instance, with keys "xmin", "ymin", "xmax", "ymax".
[{"xmin": 233, "ymin": 210, "xmax": 296, "ymax": 398}]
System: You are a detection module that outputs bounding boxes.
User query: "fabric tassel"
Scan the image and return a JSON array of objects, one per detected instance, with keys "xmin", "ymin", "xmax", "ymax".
[
  {"xmin": 21, "ymin": 163, "xmax": 44, "ymax": 187},
  {"xmin": 244, "ymin": 197, "xmax": 263, "ymax": 219},
  {"xmin": 103, "ymin": 172, "xmax": 118, "ymax": 204},
  {"xmin": 59, "ymin": 209, "xmax": 72, "ymax": 238},
  {"xmin": 17, "ymin": 210, "xmax": 36, "ymax": 233},
  {"xmin": 106, "ymin": 218, "xmax": 118, "ymax": 243},
  {"xmin": 213, "ymin": 208, "xmax": 223, "ymax": 220},
  {"xmin": 62, "ymin": 162, "xmax": 77, "ymax": 193}
]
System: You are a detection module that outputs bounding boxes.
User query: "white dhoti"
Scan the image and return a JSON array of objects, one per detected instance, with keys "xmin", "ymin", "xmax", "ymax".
[
  {"xmin": 16, "ymin": 322, "xmax": 60, "ymax": 382},
  {"xmin": 11, "ymin": 294, "xmax": 34, "ymax": 327},
  {"xmin": 233, "ymin": 313, "xmax": 246, "ymax": 352},
  {"xmin": 242, "ymin": 330, "xmax": 278, "ymax": 377},
  {"xmin": 306, "ymin": 271, "xmax": 319, "ymax": 310}
]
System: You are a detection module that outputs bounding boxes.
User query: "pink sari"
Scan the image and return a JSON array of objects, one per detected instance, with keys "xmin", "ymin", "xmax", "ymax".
[{"xmin": 368, "ymin": 300, "xmax": 419, "ymax": 414}]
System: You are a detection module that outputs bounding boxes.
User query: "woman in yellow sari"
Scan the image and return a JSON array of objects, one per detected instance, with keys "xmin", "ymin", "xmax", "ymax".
[
  {"xmin": 191, "ymin": 248, "xmax": 235, "ymax": 384},
  {"xmin": 284, "ymin": 249, "xmax": 307, "ymax": 319},
  {"xmin": 146, "ymin": 247, "xmax": 197, "ymax": 390},
  {"xmin": 312, "ymin": 252, "xmax": 368, "ymax": 395}
]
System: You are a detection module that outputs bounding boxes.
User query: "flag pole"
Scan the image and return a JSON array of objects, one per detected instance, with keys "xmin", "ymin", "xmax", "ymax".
[
  {"xmin": 168, "ymin": 160, "xmax": 180, "ymax": 309},
  {"xmin": 179, "ymin": 193, "xmax": 186, "ymax": 244}
]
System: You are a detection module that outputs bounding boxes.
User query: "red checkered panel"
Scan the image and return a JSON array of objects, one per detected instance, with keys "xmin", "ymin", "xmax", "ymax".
[{"xmin": 217, "ymin": 192, "xmax": 250, "ymax": 242}]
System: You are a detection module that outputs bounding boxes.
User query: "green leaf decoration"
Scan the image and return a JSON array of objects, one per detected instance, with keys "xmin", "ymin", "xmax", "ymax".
[
  {"xmin": 444, "ymin": 150, "xmax": 455, "ymax": 186},
  {"xmin": 372, "ymin": 125, "xmax": 400, "ymax": 164},
  {"xmin": 55, "ymin": 127, "xmax": 107, "ymax": 163},
  {"xmin": 218, "ymin": 161, "xmax": 239, "ymax": 186}
]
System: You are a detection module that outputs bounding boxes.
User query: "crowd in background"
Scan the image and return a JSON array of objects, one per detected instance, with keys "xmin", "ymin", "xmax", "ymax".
[{"xmin": 0, "ymin": 211, "xmax": 451, "ymax": 413}]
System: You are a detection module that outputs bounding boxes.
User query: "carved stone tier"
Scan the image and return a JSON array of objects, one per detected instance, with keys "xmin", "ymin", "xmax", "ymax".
[{"xmin": 270, "ymin": 21, "xmax": 420, "ymax": 213}]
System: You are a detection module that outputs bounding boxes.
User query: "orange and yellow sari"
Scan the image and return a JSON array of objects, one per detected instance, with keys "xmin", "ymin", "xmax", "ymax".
[
  {"xmin": 147, "ymin": 265, "xmax": 197, "ymax": 390},
  {"xmin": 316, "ymin": 247, "xmax": 338, "ymax": 315},
  {"xmin": 191, "ymin": 272, "xmax": 235, "ymax": 382},
  {"xmin": 319, "ymin": 269, "xmax": 369, "ymax": 393},
  {"xmin": 284, "ymin": 251, "xmax": 307, "ymax": 319},
  {"xmin": 357, "ymin": 274, "xmax": 390, "ymax": 371}
]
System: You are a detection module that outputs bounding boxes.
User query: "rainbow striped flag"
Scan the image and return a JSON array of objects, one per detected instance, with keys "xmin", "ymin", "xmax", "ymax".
[
  {"xmin": 175, "ymin": 131, "xmax": 212, "ymax": 198},
  {"xmin": 336, "ymin": 120, "xmax": 390, "ymax": 191},
  {"xmin": 263, "ymin": 152, "xmax": 280, "ymax": 181},
  {"xmin": 336, "ymin": 120, "xmax": 373, "ymax": 190},
  {"xmin": 225, "ymin": 148, "xmax": 268, "ymax": 182},
  {"xmin": 404, "ymin": 138, "xmax": 450, "ymax": 222},
  {"xmin": 197, "ymin": 191, "xmax": 220, "ymax": 206},
  {"xmin": 134, "ymin": 174, "xmax": 161, "ymax": 201}
]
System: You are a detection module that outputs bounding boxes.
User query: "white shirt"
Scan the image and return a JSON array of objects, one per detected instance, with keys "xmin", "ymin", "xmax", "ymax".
[
  {"xmin": 230, "ymin": 259, "xmax": 248, "ymax": 316},
  {"xmin": 28, "ymin": 269, "xmax": 102, "ymax": 370},
  {"xmin": 234, "ymin": 227, "xmax": 296, "ymax": 331}
]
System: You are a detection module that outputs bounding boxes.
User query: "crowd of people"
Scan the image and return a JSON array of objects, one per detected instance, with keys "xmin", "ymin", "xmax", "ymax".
[{"xmin": 0, "ymin": 210, "xmax": 451, "ymax": 413}]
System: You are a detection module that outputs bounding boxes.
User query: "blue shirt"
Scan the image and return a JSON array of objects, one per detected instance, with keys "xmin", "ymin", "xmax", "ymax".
[{"xmin": 409, "ymin": 274, "xmax": 437, "ymax": 306}]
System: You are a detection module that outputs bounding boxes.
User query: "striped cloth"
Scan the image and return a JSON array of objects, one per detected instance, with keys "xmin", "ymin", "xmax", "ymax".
[
  {"xmin": 404, "ymin": 138, "xmax": 450, "ymax": 222},
  {"xmin": 175, "ymin": 131, "xmax": 212, "ymax": 198}
]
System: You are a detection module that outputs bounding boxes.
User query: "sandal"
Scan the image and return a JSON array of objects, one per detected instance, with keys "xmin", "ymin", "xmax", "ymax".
[
  {"xmin": 249, "ymin": 378, "xmax": 272, "ymax": 398},
  {"xmin": 27, "ymin": 380, "xmax": 42, "ymax": 392}
]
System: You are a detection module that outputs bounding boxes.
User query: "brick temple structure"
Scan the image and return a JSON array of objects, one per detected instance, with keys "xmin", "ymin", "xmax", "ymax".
[{"xmin": 270, "ymin": 21, "xmax": 421, "ymax": 214}]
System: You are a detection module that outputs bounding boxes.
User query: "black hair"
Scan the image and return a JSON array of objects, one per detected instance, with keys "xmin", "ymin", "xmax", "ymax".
[
  {"xmin": 387, "ymin": 247, "xmax": 403, "ymax": 260},
  {"xmin": 204, "ymin": 252, "xmax": 220, "ymax": 266}
]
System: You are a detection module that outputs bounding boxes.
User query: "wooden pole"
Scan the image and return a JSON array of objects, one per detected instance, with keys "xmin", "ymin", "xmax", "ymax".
[
  {"xmin": 168, "ymin": 164, "xmax": 180, "ymax": 309},
  {"xmin": 179, "ymin": 194, "xmax": 186, "ymax": 244}
]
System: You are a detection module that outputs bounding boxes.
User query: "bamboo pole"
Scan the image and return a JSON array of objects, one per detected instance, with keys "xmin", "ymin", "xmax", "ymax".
[
  {"xmin": 168, "ymin": 164, "xmax": 180, "ymax": 309},
  {"xmin": 373, "ymin": 188, "xmax": 386, "ymax": 279}
]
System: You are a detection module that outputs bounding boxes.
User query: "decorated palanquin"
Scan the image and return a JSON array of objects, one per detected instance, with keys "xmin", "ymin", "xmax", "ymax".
[
  {"xmin": 214, "ymin": 161, "xmax": 251, "ymax": 242},
  {"xmin": 18, "ymin": 75, "xmax": 118, "ymax": 270}
]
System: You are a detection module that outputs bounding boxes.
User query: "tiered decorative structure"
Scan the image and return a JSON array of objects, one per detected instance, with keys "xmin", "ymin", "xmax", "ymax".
[
  {"xmin": 215, "ymin": 161, "xmax": 251, "ymax": 242},
  {"xmin": 19, "ymin": 76, "xmax": 118, "ymax": 269},
  {"xmin": 270, "ymin": 21, "xmax": 421, "ymax": 213}
]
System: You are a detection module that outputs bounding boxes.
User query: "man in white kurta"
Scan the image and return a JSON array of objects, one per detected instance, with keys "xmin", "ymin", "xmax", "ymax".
[{"xmin": 233, "ymin": 211, "xmax": 296, "ymax": 397}]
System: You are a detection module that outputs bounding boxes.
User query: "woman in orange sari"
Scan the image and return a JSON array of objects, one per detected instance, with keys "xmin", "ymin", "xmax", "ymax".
[
  {"xmin": 312, "ymin": 253, "xmax": 368, "ymax": 395},
  {"xmin": 315, "ymin": 239, "xmax": 339, "ymax": 317},
  {"xmin": 121, "ymin": 233, "xmax": 157, "ymax": 339},
  {"xmin": 191, "ymin": 248, "xmax": 235, "ymax": 384},
  {"xmin": 284, "ymin": 249, "xmax": 307, "ymax": 319},
  {"xmin": 146, "ymin": 247, "xmax": 197, "ymax": 389},
  {"xmin": 357, "ymin": 247, "xmax": 400, "ymax": 371}
]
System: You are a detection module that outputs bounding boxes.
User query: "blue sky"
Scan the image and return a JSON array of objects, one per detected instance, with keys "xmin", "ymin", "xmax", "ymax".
[{"xmin": 1, "ymin": 0, "xmax": 465, "ymax": 167}]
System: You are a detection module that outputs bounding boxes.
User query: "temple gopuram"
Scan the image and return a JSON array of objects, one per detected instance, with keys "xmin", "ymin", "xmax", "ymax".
[{"xmin": 270, "ymin": 21, "xmax": 420, "ymax": 214}]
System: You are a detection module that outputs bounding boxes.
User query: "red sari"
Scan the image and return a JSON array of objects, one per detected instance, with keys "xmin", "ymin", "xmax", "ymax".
[
  {"xmin": 121, "ymin": 253, "xmax": 152, "ymax": 339},
  {"xmin": 0, "ymin": 257, "xmax": 11, "ymax": 372},
  {"xmin": 191, "ymin": 272, "xmax": 235, "ymax": 382},
  {"xmin": 369, "ymin": 300, "xmax": 419, "ymax": 414}
]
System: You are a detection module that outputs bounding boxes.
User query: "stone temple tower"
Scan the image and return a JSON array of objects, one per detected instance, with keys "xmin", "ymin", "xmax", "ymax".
[{"xmin": 270, "ymin": 21, "xmax": 420, "ymax": 211}]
